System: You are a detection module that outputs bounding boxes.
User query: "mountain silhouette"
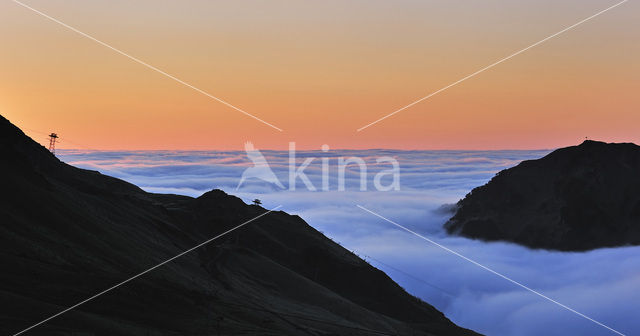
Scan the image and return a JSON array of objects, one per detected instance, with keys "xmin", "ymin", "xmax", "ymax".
[
  {"xmin": 445, "ymin": 140, "xmax": 640, "ymax": 251},
  {"xmin": 0, "ymin": 115, "xmax": 479, "ymax": 335}
]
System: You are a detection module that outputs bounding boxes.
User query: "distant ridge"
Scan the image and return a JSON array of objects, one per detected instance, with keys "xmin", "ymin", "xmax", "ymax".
[
  {"xmin": 0, "ymin": 115, "xmax": 479, "ymax": 335},
  {"xmin": 445, "ymin": 140, "xmax": 640, "ymax": 251}
]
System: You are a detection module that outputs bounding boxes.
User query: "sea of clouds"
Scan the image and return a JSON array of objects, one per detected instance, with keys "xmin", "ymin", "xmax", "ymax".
[{"xmin": 58, "ymin": 148, "xmax": 640, "ymax": 336}]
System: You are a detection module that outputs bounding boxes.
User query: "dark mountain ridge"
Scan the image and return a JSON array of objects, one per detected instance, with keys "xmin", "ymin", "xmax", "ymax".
[
  {"xmin": 0, "ymin": 115, "xmax": 478, "ymax": 335},
  {"xmin": 445, "ymin": 140, "xmax": 640, "ymax": 251}
]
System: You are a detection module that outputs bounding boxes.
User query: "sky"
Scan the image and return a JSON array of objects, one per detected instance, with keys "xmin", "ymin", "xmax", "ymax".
[
  {"xmin": 1, "ymin": 0, "xmax": 639, "ymax": 150},
  {"xmin": 57, "ymin": 148, "xmax": 640, "ymax": 336}
]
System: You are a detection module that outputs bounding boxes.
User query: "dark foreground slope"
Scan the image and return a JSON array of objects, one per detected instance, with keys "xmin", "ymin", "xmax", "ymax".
[
  {"xmin": 0, "ymin": 115, "xmax": 478, "ymax": 336},
  {"xmin": 446, "ymin": 140, "xmax": 640, "ymax": 251}
]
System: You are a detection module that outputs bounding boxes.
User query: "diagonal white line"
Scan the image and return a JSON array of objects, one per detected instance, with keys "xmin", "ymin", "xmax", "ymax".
[
  {"xmin": 356, "ymin": 204, "xmax": 626, "ymax": 336},
  {"xmin": 11, "ymin": 0, "xmax": 283, "ymax": 132},
  {"xmin": 12, "ymin": 205, "xmax": 282, "ymax": 336},
  {"xmin": 356, "ymin": 0, "xmax": 628, "ymax": 132}
]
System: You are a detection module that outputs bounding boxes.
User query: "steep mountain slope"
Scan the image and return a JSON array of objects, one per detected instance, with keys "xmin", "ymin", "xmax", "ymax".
[
  {"xmin": 0, "ymin": 115, "xmax": 478, "ymax": 336},
  {"xmin": 445, "ymin": 140, "xmax": 640, "ymax": 251}
]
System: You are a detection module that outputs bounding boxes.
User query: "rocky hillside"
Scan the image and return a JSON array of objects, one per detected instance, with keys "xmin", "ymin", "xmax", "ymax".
[
  {"xmin": 0, "ymin": 114, "xmax": 479, "ymax": 336},
  {"xmin": 445, "ymin": 140, "xmax": 640, "ymax": 251}
]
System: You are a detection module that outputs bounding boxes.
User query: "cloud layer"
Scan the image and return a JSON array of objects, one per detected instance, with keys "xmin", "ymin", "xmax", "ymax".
[{"xmin": 59, "ymin": 148, "xmax": 639, "ymax": 336}]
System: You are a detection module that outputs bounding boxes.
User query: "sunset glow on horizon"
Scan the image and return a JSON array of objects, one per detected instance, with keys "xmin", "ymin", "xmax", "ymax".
[{"xmin": 2, "ymin": 0, "xmax": 638, "ymax": 150}]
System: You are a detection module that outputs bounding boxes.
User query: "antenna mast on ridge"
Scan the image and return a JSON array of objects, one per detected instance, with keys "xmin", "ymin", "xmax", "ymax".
[{"xmin": 48, "ymin": 133, "xmax": 58, "ymax": 154}]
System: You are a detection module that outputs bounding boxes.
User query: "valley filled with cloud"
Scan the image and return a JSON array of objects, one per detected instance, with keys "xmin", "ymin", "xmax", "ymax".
[{"xmin": 58, "ymin": 149, "xmax": 639, "ymax": 336}]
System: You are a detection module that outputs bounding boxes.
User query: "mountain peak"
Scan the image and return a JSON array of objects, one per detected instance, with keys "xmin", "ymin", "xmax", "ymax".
[
  {"xmin": 446, "ymin": 141, "xmax": 640, "ymax": 251},
  {"xmin": 0, "ymin": 115, "xmax": 60, "ymax": 169},
  {"xmin": 579, "ymin": 139, "xmax": 606, "ymax": 146},
  {"xmin": 1, "ymin": 114, "xmax": 479, "ymax": 335}
]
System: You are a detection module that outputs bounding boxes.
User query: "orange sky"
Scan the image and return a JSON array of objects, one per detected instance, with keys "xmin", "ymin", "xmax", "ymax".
[{"xmin": 1, "ymin": 0, "xmax": 638, "ymax": 150}]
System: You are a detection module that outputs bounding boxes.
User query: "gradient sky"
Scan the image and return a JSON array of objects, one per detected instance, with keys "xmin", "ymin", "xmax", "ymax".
[{"xmin": 1, "ymin": 0, "xmax": 638, "ymax": 150}]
